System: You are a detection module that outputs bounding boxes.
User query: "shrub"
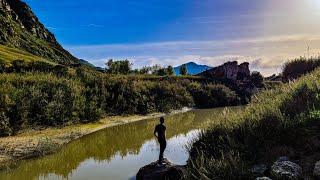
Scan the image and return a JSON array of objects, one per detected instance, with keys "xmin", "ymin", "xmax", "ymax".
[
  {"xmin": 0, "ymin": 60, "xmax": 4, "ymax": 73},
  {"xmin": 0, "ymin": 112, "xmax": 12, "ymax": 136},
  {"xmin": 251, "ymin": 71, "xmax": 264, "ymax": 88},
  {"xmin": 0, "ymin": 70, "xmax": 244, "ymax": 136},
  {"xmin": 0, "ymin": 73, "xmax": 84, "ymax": 133},
  {"xmin": 188, "ymin": 82, "xmax": 239, "ymax": 108},
  {"xmin": 29, "ymin": 61, "xmax": 55, "ymax": 72},
  {"xmin": 283, "ymin": 56, "xmax": 320, "ymax": 81},
  {"xmin": 53, "ymin": 65, "xmax": 69, "ymax": 77},
  {"xmin": 187, "ymin": 67, "xmax": 320, "ymax": 179}
]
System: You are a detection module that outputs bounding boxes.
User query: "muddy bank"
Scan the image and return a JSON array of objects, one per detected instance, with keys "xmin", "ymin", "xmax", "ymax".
[{"xmin": 0, "ymin": 108, "xmax": 192, "ymax": 170}]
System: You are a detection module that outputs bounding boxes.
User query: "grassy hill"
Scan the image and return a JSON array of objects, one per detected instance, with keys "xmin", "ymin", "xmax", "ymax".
[
  {"xmin": 0, "ymin": 0, "xmax": 79, "ymax": 65},
  {"xmin": 187, "ymin": 66, "xmax": 320, "ymax": 179},
  {"xmin": 0, "ymin": 44, "xmax": 55, "ymax": 65}
]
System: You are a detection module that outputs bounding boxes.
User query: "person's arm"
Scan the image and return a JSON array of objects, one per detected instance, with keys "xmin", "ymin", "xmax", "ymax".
[{"xmin": 154, "ymin": 127, "xmax": 158, "ymax": 138}]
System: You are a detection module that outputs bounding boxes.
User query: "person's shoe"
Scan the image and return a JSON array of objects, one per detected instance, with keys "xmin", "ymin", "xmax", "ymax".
[{"xmin": 156, "ymin": 161, "xmax": 166, "ymax": 167}]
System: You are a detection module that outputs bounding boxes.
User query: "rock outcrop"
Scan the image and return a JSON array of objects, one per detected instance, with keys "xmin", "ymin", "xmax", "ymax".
[
  {"xmin": 198, "ymin": 61, "xmax": 250, "ymax": 81},
  {"xmin": 136, "ymin": 159, "xmax": 186, "ymax": 180},
  {"xmin": 0, "ymin": 0, "xmax": 79, "ymax": 65},
  {"xmin": 271, "ymin": 157, "xmax": 302, "ymax": 180},
  {"xmin": 314, "ymin": 160, "xmax": 320, "ymax": 179}
]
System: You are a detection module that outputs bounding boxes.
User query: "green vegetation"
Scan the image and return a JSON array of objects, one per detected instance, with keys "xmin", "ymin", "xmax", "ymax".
[
  {"xmin": 283, "ymin": 56, "xmax": 320, "ymax": 81},
  {"xmin": 0, "ymin": 64, "xmax": 242, "ymax": 136},
  {"xmin": 187, "ymin": 66, "xmax": 320, "ymax": 179},
  {"xmin": 180, "ymin": 64, "xmax": 188, "ymax": 75},
  {"xmin": 105, "ymin": 59, "xmax": 132, "ymax": 74},
  {"xmin": 250, "ymin": 71, "xmax": 264, "ymax": 88},
  {"xmin": 0, "ymin": 2, "xmax": 79, "ymax": 65},
  {"xmin": 0, "ymin": 45, "xmax": 54, "ymax": 65}
]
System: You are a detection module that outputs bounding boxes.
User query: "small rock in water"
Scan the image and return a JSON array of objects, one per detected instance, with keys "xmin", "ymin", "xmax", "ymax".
[
  {"xmin": 136, "ymin": 158, "xmax": 186, "ymax": 180},
  {"xmin": 314, "ymin": 160, "xmax": 320, "ymax": 179},
  {"xmin": 271, "ymin": 159, "xmax": 302, "ymax": 180},
  {"xmin": 252, "ymin": 164, "xmax": 268, "ymax": 176},
  {"xmin": 256, "ymin": 177, "xmax": 272, "ymax": 180}
]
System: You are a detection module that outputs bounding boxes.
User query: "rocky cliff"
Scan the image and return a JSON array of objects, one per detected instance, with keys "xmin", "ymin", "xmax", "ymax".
[
  {"xmin": 0, "ymin": 0, "xmax": 79, "ymax": 65},
  {"xmin": 198, "ymin": 61, "xmax": 250, "ymax": 81}
]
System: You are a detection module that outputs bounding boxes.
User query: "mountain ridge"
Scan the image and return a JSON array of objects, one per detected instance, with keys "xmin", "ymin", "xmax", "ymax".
[
  {"xmin": 0, "ymin": 0, "xmax": 79, "ymax": 65},
  {"xmin": 174, "ymin": 62, "xmax": 212, "ymax": 75}
]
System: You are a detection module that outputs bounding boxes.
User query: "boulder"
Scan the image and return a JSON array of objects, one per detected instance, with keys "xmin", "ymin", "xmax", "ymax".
[
  {"xmin": 136, "ymin": 158, "xmax": 186, "ymax": 180},
  {"xmin": 271, "ymin": 158, "xmax": 302, "ymax": 180},
  {"xmin": 314, "ymin": 160, "xmax": 320, "ymax": 179}
]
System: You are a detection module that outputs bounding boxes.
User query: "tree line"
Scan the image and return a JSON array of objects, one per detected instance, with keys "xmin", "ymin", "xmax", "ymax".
[{"xmin": 105, "ymin": 59, "xmax": 188, "ymax": 75}]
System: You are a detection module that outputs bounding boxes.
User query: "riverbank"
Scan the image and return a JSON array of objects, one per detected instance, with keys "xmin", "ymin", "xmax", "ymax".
[
  {"xmin": 186, "ymin": 68, "xmax": 320, "ymax": 179},
  {"xmin": 0, "ymin": 107, "xmax": 192, "ymax": 170}
]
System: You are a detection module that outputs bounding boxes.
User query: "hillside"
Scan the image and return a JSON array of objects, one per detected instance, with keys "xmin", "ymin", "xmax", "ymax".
[
  {"xmin": 0, "ymin": 0, "xmax": 79, "ymax": 65},
  {"xmin": 174, "ymin": 62, "xmax": 212, "ymax": 75},
  {"xmin": 187, "ymin": 66, "xmax": 320, "ymax": 179},
  {"xmin": 0, "ymin": 44, "xmax": 54, "ymax": 65}
]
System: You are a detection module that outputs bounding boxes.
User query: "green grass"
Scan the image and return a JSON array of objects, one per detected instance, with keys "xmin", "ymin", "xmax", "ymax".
[
  {"xmin": 0, "ymin": 44, "xmax": 55, "ymax": 66},
  {"xmin": 187, "ymin": 68, "xmax": 320, "ymax": 179}
]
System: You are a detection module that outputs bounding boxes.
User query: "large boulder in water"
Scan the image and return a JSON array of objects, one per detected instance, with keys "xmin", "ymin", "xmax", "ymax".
[
  {"xmin": 136, "ymin": 158, "xmax": 186, "ymax": 180},
  {"xmin": 271, "ymin": 157, "xmax": 302, "ymax": 180},
  {"xmin": 314, "ymin": 160, "xmax": 320, "ymax": 179}
]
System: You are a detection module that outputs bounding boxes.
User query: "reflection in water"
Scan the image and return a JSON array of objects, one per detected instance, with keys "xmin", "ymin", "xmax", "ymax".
[{"xmin": 0, "ymin": 108, "xmax": 240, "ymax": 180}]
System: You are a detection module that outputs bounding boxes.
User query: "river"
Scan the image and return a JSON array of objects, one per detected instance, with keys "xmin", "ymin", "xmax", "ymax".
[{"xmin": 0, "ymin": 108, "xmax": 240, "ymax": 180}]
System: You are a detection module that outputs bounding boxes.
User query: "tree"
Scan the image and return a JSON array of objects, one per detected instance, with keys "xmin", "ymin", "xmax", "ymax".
[
  {"xmin": 251, "ymin": 71, "xmax": 264, "ymax": 88},
  {"xmin": 105, "ymin": 59, "xmax": 132, "ymax": 74},
  {"xmin": 151, "ymin": 64, "xmax": 162, "ymax": 75},
  {"xmin": 167, "ymin": 65, "xmax": 175, "ymax": 76},
  {"xmin": 157, "ymin": 68, "xmax": 167, "ymax": 76},
  {"xmin": 140, "ymin": 66, "xmax": 152, "ymax": 74},
  {"xmin": 180, "ymin": 64, "xmax": 188, "ymax": 75}
]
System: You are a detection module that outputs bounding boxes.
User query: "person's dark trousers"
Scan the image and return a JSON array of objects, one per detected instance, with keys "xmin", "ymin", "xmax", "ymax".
[{"xmin": 158, "ymin": 140, "xmax": 167, "ymax": 163}]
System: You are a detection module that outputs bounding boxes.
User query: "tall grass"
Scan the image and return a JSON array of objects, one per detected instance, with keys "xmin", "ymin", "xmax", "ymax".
[
  {"xmin": 187, "ymin": 68, "xmax": 320, "ymax": 179},
  {"xmin": 283, "ymin": 56, "xmax": 320, "ymax": 81}
]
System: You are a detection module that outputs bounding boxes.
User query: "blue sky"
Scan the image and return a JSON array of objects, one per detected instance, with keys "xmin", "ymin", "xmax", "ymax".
[{"xmin": 24, "ymin": 0, "xmax": 320, "ymax": 75}]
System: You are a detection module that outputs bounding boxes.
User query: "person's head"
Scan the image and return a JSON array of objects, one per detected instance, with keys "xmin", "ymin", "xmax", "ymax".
[{"xmin": 160, "ymin": 117, "xmax": 165, "ymax": 124}]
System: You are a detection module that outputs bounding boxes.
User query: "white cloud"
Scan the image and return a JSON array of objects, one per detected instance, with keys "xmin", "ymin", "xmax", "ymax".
[{"xmin": 66, "ymin": 34, "xmax": 320, "ymax": 76}]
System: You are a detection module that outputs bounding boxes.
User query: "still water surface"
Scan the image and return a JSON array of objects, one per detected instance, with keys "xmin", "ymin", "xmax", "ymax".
[{"xmin": 0, "ymin": 108, "xmax": 239, "ymax": 180}]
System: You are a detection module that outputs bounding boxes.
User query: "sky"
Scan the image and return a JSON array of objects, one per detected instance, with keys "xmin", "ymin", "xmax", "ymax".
[{"xmin": 24, "ymin": 0, "xmax": 320, "ymax": 75}]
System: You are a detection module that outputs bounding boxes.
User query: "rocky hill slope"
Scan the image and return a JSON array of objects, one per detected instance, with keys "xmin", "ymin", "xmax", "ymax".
[{"xmin": 0, "ymin": 0, "xmax": 79, "ymax": 65}]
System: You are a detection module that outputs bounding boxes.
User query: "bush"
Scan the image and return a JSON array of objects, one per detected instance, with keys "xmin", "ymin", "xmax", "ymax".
[
  {"xmin": 283, "ymin": 56, "xmax": 320, "ymax": 81},
  {"xmin": 251, "ymin": 71, "xmax": 264, "ymax": 88},
  {"xmin": 0, "ymin": 70, "xmax": 244, "ymax": 136},
  {"xmin": 0, "ymin": 112, "xmax": 12, "ymax": 136},
  {"xmin": 53, "ymin": 65, "xmax": 69, "ymax": 77},
  {"xmin": 188, "ymin": 82, "xmax": 239, "ymax": 108},
  {"xmin": 0, "ymin": 73, "xmax": 84, "ymax": 133},
  {"xmin": 187, "ymin": 67, "xmax": 320, "ymax": 179},
  {"xmin": 11, "ymin": 59, "xmax": 27, "ymax": 73},
  {"xmin": 0, "ymin": 60, "xmax": 4, "ymax": 73}
]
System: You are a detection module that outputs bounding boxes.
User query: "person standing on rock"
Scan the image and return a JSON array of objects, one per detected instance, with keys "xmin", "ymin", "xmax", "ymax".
[{"xmin": 154, "ymin": 117, "xmax": 167, "ymax": 165}]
